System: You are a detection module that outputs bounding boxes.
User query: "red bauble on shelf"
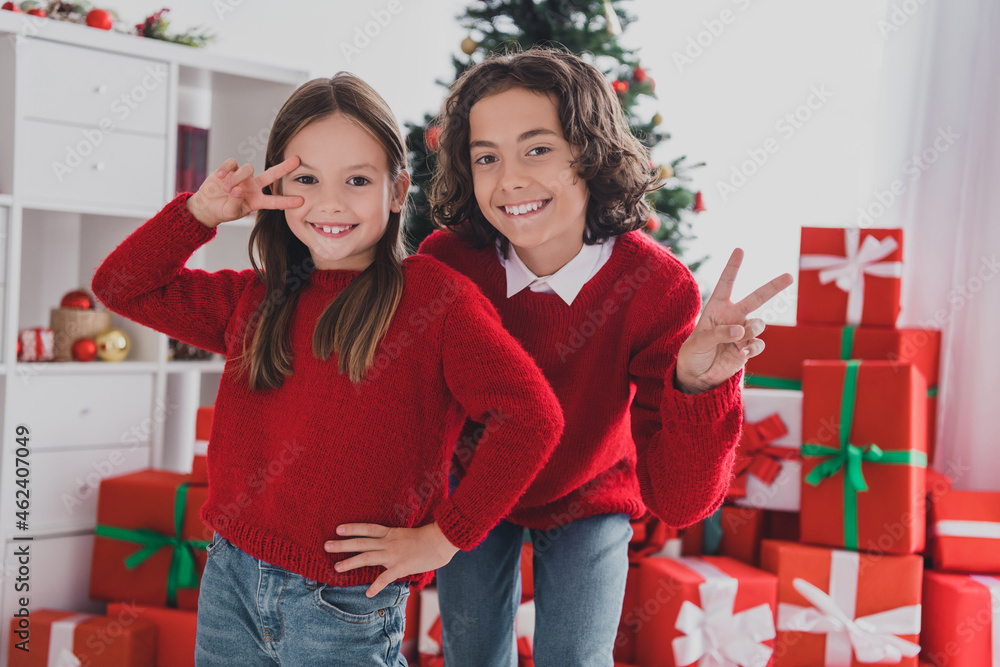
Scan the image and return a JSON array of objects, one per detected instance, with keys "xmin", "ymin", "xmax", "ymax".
[
  {"xmin": 1, "ymin": 2, "xmax": 22, "ymax": 12},
  {"xmin": 72, "ymin": 338, "xmax": 98, "ymax": 362},
  {"xmin": 85, "ymin": 8, "xmax": 113, "ymax": 30},
  {"xmin": 27, "ymin": 7, "xmax": 44, "ymax": 16},
  {"xmin": 60, "ymin": 289, "xmax": 95, "ymax": 310}
]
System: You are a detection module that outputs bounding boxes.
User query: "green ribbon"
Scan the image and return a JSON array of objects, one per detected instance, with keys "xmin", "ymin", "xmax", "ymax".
[
  {"xmin": 801, "ymin": 360, "xmax": 927, "ymax": 549},
  {"xmin": 927, "ymin": 386, "xmax": 938, "ymax": 398},
  {"xmin": 95, "ymin": 482, "xmax": 210, "ymax": 607},
  {"xmin": 746, "ymin": 326, "xmax": 857, "ymax": 390},
  {"xmin": 701, "ymin": 507, "xmax": 724, "ymax": 555}
]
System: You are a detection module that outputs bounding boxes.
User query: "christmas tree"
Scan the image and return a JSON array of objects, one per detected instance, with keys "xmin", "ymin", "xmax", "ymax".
[{"xmin": 403, "ymin": 0, "xmax": 706, "ymax": 270}]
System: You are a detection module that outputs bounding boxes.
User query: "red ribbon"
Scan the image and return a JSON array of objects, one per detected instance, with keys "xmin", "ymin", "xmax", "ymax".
[
  {"xmin": 627, "ymin": 513, "xmax": 676, "ymax": 563},
  {"xmin": 517, "ymin": 635, "xmax": 535, "ymax": 666},
  {"xmin": 728, "ymin": 414, "xmax": 799, "ymax": 500}
]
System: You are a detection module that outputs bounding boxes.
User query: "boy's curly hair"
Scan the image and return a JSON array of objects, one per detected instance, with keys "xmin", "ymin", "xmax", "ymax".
[{"xmin": 429, "ymin": 46, "xmax": 656, "ymax": 253}]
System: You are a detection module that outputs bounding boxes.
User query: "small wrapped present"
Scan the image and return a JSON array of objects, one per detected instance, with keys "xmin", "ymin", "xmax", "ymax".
[
  {"xmin": 190, "ymin": 406, "xmax": 213, "ymax": 484},
  {"xmin": 732, "ymin": 389, "xmax": 803, "ymax": 512},
  {"xmin": 798, "ymin": 227, "xmax": 903, "ymax": 326},
  {"xmin": 929, "ymin": 488, "xmax": 1000, "ymax": 574},
  {"xmin": 106, "ymin": 601, "xmax": 193, "ymax": 667},
  {"xmin": 90, "ymin": 470, "xmax": 211, "ymax": 610},
  {"xmin": 761, "ymin": 540, "xmax": 923, "ymax": 666},
  {"xmin": 920, "ymin": 571, "xmax": 1000, "ymax": 667},
  {"xmin": 635, "ymin": 556, "xmax": 777, "ymax": 667},
  {"xmin": 8, "ymin": 608, "xmax": 156, "ymax": 667},
  {"xmin": 17, "ymin": 327, "xmax": 54, "ymax": 362},
  {"xmin": 800, "ymin": 361, "xmax": 927, "ymax": 554}
]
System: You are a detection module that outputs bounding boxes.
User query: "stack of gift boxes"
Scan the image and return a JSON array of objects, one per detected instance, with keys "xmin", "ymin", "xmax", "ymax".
[
  {"xmin": 613, "ymin": 227, "xmax": 1000, "ymax": 667},
  {"xmin": 8, "ymin": 409, "xmax": 219, "ymax": 666}
]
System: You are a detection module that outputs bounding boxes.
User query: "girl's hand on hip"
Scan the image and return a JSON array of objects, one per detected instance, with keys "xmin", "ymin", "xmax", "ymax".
[
  {"xmin": 324, "ymin": 522, "xmax": 460, "ymax": 597},
  {"xmin": 186, "ymin": 156, "xmax": 304, "ymax": 228},
  {"xmin": 675, "ymin": 248, "xmax": 793, "ymax": 394}
]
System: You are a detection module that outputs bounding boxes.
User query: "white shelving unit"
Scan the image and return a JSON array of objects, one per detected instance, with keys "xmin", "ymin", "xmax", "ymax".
[{"xmin": 0, "ymin": 13, "xmax": 307, "ymax": 662}]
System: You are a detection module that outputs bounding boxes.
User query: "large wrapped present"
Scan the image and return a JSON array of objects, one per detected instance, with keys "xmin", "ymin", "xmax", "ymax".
[
  {"xmin": 798, "ymin": 227, "xmax": 903, "ymax": 326},
  {"xmin": 8, "ymin": 608, "xmax": 157, "ymax": 666},
  {"xmin": 615, "ymin": 564, "xmax": 642, "ymax": 663},
  {"xmin": 635, "ymin": 556, "xmax": 777, "ymax": 667},
  {"xmin": 744, "ymin": 325, "xmax": 942, "ymax": 461},
  {"xmin": 929, "ymin": 488, "xmax": 1000, "ymax": 574},
  {"xmin": 800, "ymin": 361, "xmax": 927, "ymax": 554},
  {"xmin": 718, "ymin": 506, "xmax": 766, "ymax": 566},
  {"xmin": 106, "ymin": 602, "xmax": 194, "ymax": 667},
  {"xmin": 402, "ymin": 588, "xmax": 421, "ymax": 664},
  {"xmin": 629, "ymin": 514, "xmax": 702, "ymax": 562},
  {"xmin": 732, "ymin": 389, "xmax": 803, "ymax": 512},
  {"xmin": 920, "ymin": 571, "xmax": 999, "ymax": 667},
  {"xmin": 90, "ymin": 470, "xmax": 211, "ymax": 610},
  {"xmin": 190, "ymin": 406, "xmax": 213, "ymax": 484},
  {"xmin": 761, "ymin": 539, "xmax": 923, "ymax": 666}
]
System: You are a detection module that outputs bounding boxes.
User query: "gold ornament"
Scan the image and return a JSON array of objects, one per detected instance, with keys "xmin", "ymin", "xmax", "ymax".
[
  {"xmin": 603, "ymin": 0, "xmax": 623, "ymax": 35},
  {"xmin": 461, "ymin": 36, "xmax": 479, "ymax": 55},
  {"xmin": 95, "ymin": 328, "xmax": 131, "ymax": 362},
  {"xmin": 657, "ymin": 164, "xmax": 674, "ymax": 181},
  {"xmin": 652, "ymin": 112, "xmax": 663, "ymax": 126}
]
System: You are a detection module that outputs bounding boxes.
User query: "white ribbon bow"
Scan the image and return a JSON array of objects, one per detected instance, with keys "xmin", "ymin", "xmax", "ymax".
[
  {"xmin": 778, "ymin": 578, "xmax": 921, "ymax": 665},
  {"xmin": 48, "ymin": 614, "xmax": 94, "ymax": 667},
  {"xmin": 672, "ymin": 559, "xmax": 776, "ymax": 667},
  {"xmin": 799, "ymin": 228, "xmax": 902, "ymax": 324}
]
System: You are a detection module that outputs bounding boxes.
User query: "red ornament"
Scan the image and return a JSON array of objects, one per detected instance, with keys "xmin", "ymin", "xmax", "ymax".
[
  {"xmin": 693, "ymin": 191, "xmax": 706, "ymax": 213},
  {"xmin": 633, "ymin": 66, "xmax": 648, "ymax": 83},
  {"xmin": 85, "ymin": 8, "xmax": 113, "ymax": 30},
  {"xmin": 612, "ymin": 79, "xmax": 628, "ymax": 95},
  {"xmin": 2, "ymin": 2, "xmax": 22, "ymax": 11},
  {"xmin": 645, "ymin": 214, "xmax": 661, "ymax": 232},
  {"xmin": 60, "ymin": 289, "xmax": 95, "ymax": 310},
  {"xmin": 425, "ymin": 125, "xmax": 440, "ymax": 152},
  {"xmin": 649, "ymin": 78, "xmax": 656, "ymax": 92},
  {"xmin": 27, "ymin": 7, "xmax": 44, "ymax": 16},
  {"xmin": 72, "ymin": 338, "xmax": 98, "ymax": 362}
]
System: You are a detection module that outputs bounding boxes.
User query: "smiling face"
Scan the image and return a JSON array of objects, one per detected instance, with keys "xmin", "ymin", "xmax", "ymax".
[
  {"xmin": 280, "ymin": 112, "xmax": 407, "ymax": 271},
  {"xmin": 468, "ymin": 86, "xmax": 590, "ymax": 276}
]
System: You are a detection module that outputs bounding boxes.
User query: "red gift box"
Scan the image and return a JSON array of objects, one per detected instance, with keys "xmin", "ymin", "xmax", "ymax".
[
  {"xmin": 402, "ymin": 587, "xmax": 420, "ymax": 664},
  {"xmin": 761, "ymin": 539, "xmax": 923, "ymax": 666},
  {"xmin": 718, "ymin": 506, "xmax": 766, "ymax": 566},
  {"xmin": 106, "ymin": 601, "xmax": 193, "ymax": 667},
  {"xmin": 90, "ymin": 470, "xmax": 212, "ymax": 610},
  {"xmin": 8, "ymin": 608, "xmax": 157, "ymax": 666},
  {"xmin": 920, "ymin": 571, "xmax": 999, "ymax": 667},
  {"xmin": 615, "ymin": 564, "xmax": 641, "ymax": 663},
  {"xmin": 800, "ymin": 361, "xmax": 927, "ymax": 554},
  {"xmin": 798, "ymin": 227, "xmax": 904, "ymax": 326},
  {"xmin": 17, "ymin": 327, "xmax": 55, "ymax": 362},
  {"xmin": 929, "ymin": 488, "xmax": 1000, "ymax": 574},
  {"xmin": 190, "ymin": 406, "xmax": 213, "ymax": 484},
  {"xmin": 745, "ymin": 324, "xmax": 941, "ymax": 460},
  {"xmin": 732, "ymin": 389, "xmax": 803, "ymax": 512},
  {"xmin": 635, "ymin": 556, "xmax": 777, "ymax": 667}
]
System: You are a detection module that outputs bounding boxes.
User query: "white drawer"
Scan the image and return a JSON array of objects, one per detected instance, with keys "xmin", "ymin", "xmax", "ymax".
[
  {"xmin": 8, "ymin": 373, "xmax": 154, "ymax": 450},
  {"xmin": 27, "ymin": 445, "xmax": 151, "ymax": 534},
  {"xmin": 19, "ymin": 119, "xmax": 165, "ymax": 210},
  {"xmin": 19, "ymin": 39, "xmax": 169, "ymax": 136}
]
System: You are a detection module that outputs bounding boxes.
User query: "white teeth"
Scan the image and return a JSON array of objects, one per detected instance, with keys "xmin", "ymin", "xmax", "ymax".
[
  {"xmin": 316, "ymin": 224, "xmax": 352, "ymax": 234},
  {"xmin": 505, "ymin": 201, "xmax": 543, "ymax": 215}
]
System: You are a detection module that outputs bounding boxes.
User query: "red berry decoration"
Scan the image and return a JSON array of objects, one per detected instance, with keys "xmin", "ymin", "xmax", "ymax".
[
  {"xmin": 60, "ymin": 289, "xmax": 95, "ymax": 310},
  {"xmin": 2, "ymin": 2, "xmax": 22, "ymax": 11},
  {"xmin": 693, "ymin": 191, "xmax": 706, "ymax": 213},
  {"xmin": 645, "ymin": 214, "xmax": 661, "ymax": 232},
  {"xmin": 425, "ymin": 125, "xmax": 441, "ymax": 152},
  {"xmin": 612, "ymin": 79, "xmax": 629, "ymax": 95},
  {"xmin": 633, "ymin": 66, "xmax": 648, "ymax": 83},
  {"xmin": 27, "ymin": 7, "xmax": 44, "ymax": 16},
  {"xmin": 72, "ymin": 338, "xmax": 98, "ymax": 362},
  {"xmin": 86, "ymin": 8, "xmax": 113, "ymax": 30}
]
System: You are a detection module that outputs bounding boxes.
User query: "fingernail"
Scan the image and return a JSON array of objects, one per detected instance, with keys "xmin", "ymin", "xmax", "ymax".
[
  {"xmin": 217, "ymin": 167, "xmax": 226, "ymax": 177},
  {"xmin": 337, "ymin": 526, "xmax": 344, "ymax": 535},
  {"xmin": 742, "ymin": 348, "xmax": 751, "ymax": 356},
  {"xmin": 223, "ymin": 182, "xmax": 232, "ymax": 193},
  {"xmin": 334, "ymin": 563, "xmax": 342, "ymax": 571}
]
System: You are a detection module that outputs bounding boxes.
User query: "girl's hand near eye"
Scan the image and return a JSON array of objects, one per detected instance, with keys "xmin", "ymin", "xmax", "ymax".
[{"xmin": 186, "ymin": 156, "xmax": 305, "ymax": 229}]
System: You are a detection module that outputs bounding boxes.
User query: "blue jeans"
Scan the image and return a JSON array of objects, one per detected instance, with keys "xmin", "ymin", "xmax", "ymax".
[
  {"xmin": 195, "ymin": 532, "xmax": 410, "ymax": 666},
  {"xmin": 436, "ymin": 513, "xmax": 632, "ymax": 667}
]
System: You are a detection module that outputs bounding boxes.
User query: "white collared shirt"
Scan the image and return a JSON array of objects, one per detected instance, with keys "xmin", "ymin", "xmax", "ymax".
[{"xmin": 496, "ymin": 236, "xmax": 616, "ymax": 306}]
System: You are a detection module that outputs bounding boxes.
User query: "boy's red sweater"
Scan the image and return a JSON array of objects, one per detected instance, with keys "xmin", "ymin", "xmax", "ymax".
[
  {"xmin": 419, "ymin": 229, "xmax": 743, "ymax": 530},
  {"xmin": 91, "ymin": 194, "xmax": 564, "ymax": 589}
]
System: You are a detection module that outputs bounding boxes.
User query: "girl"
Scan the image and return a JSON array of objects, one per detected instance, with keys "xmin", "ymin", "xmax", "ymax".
[
  {"xmin": 339, "ymin": 48, "xmax": 792, "ymax": 666},
  {"xmin": 91, "ymin": 73, "xmax": 564, "ymax": 667}
]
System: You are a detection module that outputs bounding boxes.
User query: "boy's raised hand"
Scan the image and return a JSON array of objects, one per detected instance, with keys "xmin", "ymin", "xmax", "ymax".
[
  {"xmin": 675, "ymin": 249, "xmax": 793, "ymax": 394},
  {"xmin": 186, "ymin": 156, "xmax": 304, "ymax": 228}
]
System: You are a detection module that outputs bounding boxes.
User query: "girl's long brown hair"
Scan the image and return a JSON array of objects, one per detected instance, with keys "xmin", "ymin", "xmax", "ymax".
[
  {"xmin": 429, "ymin": 46, "xmax": 655, "ymax": 254},
  {"xmin": 231, "ymin": 75, "xmax": 407, "ymax": 389}
]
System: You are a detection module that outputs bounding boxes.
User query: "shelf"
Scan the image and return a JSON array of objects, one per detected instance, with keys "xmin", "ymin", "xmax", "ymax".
[
  {"xmin": 166, "ymin": 358, "xmax": 226, "ymax": 373},
  {"xmin": 14, "ymin": 361, "xmax": 160, "ymax": 375},
  {"xmin": 0, "ymin": 194, "xmax": 11, "ymax": 206},
  {"xmin": 21, "ymin": 200, "xmax": 158, "ymax": 220}
]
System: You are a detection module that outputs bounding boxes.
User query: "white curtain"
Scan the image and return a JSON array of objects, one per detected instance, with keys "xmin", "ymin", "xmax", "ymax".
[{"xmin": 878, "ymin": 1, "xmax": 1000, "ymax": 490}]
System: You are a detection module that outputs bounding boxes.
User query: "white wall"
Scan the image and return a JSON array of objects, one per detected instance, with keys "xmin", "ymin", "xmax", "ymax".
[{"xmin": 119, "ymin": 0, "xmax": 899, "ymax": 310}]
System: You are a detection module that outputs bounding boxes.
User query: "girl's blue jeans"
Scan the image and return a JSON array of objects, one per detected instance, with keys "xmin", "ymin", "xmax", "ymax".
[
  {"xmin": 436, "ymin": 511, "xmax": 632, "ymax": 667},
  {"xmin": 195, "ymin": 532, "xmax": 410, "ymax": 666}
]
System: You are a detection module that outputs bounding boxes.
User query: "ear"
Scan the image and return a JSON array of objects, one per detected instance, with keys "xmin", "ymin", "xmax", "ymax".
[{"xmin": 390, "ymin": 169, "xmax": 411, "ymax": 213}]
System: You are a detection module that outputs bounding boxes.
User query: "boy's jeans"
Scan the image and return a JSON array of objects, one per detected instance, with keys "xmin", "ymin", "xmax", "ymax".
[{"xmin": 195, "ymin": 532, "xmax": 409, "ymax": 666}]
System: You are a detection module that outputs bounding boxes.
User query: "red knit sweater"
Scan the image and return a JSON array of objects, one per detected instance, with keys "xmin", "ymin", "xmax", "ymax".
[
  {"xmin": 419, "ymin": 229, "xmax": 743, "ymax": 530},
  {"xmin": 91, "ymin": 194, "xmax": 564, "ymax": 589}
]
